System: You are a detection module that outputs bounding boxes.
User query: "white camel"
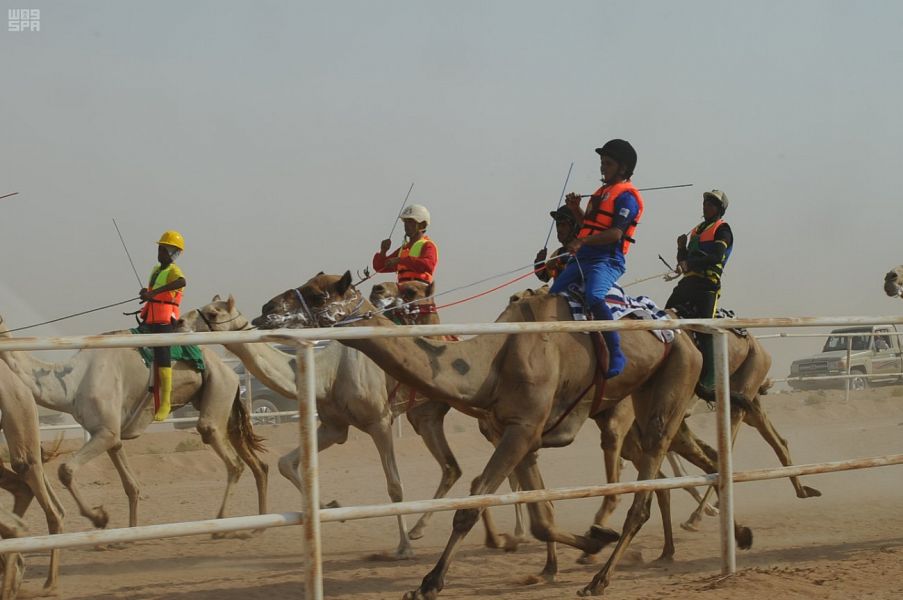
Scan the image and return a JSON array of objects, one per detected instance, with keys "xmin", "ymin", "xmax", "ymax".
[{"xmin": 0, "ymin": 312, "xmax": 268, "ymax": 532}]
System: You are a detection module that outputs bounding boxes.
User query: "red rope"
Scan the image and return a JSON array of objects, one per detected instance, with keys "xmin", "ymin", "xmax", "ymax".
[{"xmin": 435, "ymin": 268, "xmax": 540, "ymax": 310}]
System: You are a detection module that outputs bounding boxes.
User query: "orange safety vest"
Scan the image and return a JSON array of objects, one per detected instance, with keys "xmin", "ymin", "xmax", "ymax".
[
  {"xmin": 397, "ymin": 236, "xmax": 437, "ymax": 284},
  {"xmin": 577, "ymin": 181, "xmax": 644, "ymax": 255},
  {"xmin": 140, "ymin": 264, "xmax": 184, "ymax": 325},
  {"xmin": 686, "ymin": 218, "xmax": 731, "ymax": 283}
]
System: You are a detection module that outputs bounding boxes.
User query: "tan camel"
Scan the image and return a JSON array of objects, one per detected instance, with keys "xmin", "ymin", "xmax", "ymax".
[
  {"xmin": 0, "ymin": 357, "xmax": 66, "ymax": 599},
  {"xmin": 884, "ymin": 266, "xmax": 903, "ymax": 298},
  {"xmin": 181, "ymin": 293, "xmax": 522, "ymax": 557},
  {"xmin": 0, "ymin": 313, "xmax": 268, "ymax": 532},
  {"xmin": 252, "ymin": 272, "xmax": 753, "ymax": 598},
  {"xmin": 368, "ymin": 282, "xmax": 527, "ymax": 550}
]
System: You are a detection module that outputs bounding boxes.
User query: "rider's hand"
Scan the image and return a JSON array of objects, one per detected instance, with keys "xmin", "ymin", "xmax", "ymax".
[
  {"xmin": 139, "ymin": 288, "xmax": 152, "ymax": 301},
  {"xmin": 564, "ymin": 193, "xmax": 581, "ymax": 210},
  {"xmin": 678, "ymin": 260, "xmax": 689, "ymax": 274},
  {"xmin": 379, "ymin": 239, "xmax": 392, "ymax": 254},
  {"xmin": 565, "ymin": 238, "xmax": 583, "ymax": 254},
  {"xmin": 534, "ymin": 248, "xmax": 548, "ymax": 264},
  {"xmin": 677, "ymin": 234, "xmax": 688, "ymax": 248}
]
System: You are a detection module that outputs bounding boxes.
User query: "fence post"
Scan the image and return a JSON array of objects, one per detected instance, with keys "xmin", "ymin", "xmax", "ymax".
[
  {"xmin": 844, "ymin": 336, "xmax": 852, "ymax": 402},
  {"xmin": 296, "ymin": 343, "xmax": 323, "ymax": 600},
  {"xmin": 713, "ymin": 330, "xmax": 736, "ymax": 575}
]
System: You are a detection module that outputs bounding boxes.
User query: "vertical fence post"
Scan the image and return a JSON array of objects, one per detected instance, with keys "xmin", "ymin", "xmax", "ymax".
[
  {"xmin": 844, "ymin": 336, "xmax": 852, "ymax": 402},
  {"xmin": 296, "ymin": 342, "xmax": 323, "ymax": 600},
  {"xmin": 713, "ymin": 330, "xmax": 736, "ymax": 575}
]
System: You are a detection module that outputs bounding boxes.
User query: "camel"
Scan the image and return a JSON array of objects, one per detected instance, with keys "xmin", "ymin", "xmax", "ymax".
[
  {"xmin": 883, "ymin": 266, "xmax": 903, "ymax": 298},
  {"xmin": 0, "ymin": 312, "xmax": 268, "ymax": 533},
  {"xmin": 180, "ymin": 293, "xmax": 525, "ymax": 557},
  {"xmin": 0, "ymin": 357, "xmax": 66, "ymax": 599},
  {"xmin": 252, "ymin": 271, "xmax": 754, "ymax": 598}
]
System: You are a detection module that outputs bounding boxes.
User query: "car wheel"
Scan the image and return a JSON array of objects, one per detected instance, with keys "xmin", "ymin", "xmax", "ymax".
[
  {"xmin": 850, "ymin": 372, "xmax": 868, "ymax": 391},
  {"xmin": 251, "ymin": 398, "xmax": 280, "ymax": 425}
]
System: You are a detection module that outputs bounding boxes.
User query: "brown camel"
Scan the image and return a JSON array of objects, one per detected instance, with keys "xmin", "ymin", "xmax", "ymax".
[
  {"xmin": 0, "ymin": 312, "xmax": 268, "ymax": 532},
  {"xmin": 252, "ymin": 271, "xmax": 753, "ymax": 597},
  {"xmin": 884, "ymin": 266, "xmax": 903, "ymax": 298},
  {"xmin": 0, "ymin": 357, "xmax": 66, "ymax": 599}
]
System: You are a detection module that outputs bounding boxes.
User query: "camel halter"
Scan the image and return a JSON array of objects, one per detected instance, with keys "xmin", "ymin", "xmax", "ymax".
[
  {"xmin": 195, "ymin": 309, "xmax": 252, "ymax": 332},
  {"xmin": 289, "ymin": 286, "xmax": 369, "ymax": 327}
]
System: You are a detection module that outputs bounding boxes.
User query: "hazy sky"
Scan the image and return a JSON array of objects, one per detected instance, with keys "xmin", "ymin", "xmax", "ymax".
[{"xmin": 2, "ymin": 1, "xmax": 902, "ymax": 377}]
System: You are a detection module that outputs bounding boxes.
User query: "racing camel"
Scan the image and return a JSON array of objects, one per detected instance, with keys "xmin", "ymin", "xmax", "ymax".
[
  {"xmin": 0, "ymin": 355, "xmax": 65, "ymax": 599},
  {"xmin": 0, "ymin": 312, "xmax": 268, "ymax": 533},
  {"xmin": 252, "ymin": 271, "xmax": 754, "ymax": 598},
  {"xmin": 180, "ymin": 294, "xmax": 523, "ymax": 556}
]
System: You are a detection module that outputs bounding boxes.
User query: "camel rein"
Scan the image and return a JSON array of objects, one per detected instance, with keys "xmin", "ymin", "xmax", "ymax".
[{"xmin": 2, "ymin": 297, "xmax": 142, "ymax": 334}]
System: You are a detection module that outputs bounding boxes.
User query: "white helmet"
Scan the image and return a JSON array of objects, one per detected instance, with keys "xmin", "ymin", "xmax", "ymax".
[{"xmin": 399, "ymin": 204, "xmax": 430, "ymax": 227}]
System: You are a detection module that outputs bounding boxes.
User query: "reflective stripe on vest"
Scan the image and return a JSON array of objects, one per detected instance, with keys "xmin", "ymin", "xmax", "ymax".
[
  {"xmin": 576, "ymin": 181, "xmax": 644, "ymax": 255},
  {"xmin": 686, "ymin": 219, "xmax": 731, "ymax": 284},
  {"xmin": 140, "ymin": 264, "xmax": 184, "ymax": 324},
  {"xmin": 397, "ymin": 236, "xmax": 437, "ymax": 283}
]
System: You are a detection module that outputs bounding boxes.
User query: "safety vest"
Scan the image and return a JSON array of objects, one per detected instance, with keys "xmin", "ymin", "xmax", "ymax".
[
  {"xmin": 686, "ymin": 219, "xmax": 731, "ymax": 284},
  {"xmin": 397, "ymin": 236, "xmax": 437, "ymax": 284},
  {"xmin": 140, "ymin": 264, "xmax": 184, "ymax": 324},
  {"xmin": 577, "ymin": 181, "xmax": 644, "ymax": 255}
]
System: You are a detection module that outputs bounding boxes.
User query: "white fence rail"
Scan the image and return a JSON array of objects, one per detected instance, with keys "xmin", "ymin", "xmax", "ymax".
[{"xmin": 1, "ymin": 314, "xmax": 903, "ymax": 600}]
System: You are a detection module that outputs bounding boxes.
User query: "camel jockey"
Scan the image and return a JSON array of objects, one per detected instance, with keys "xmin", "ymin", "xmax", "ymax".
[
  {"xmin": 139, "ymin": 230, "xmax": 187, "ymax": 422},
  {"xmin": 666, "ymin": 189, "xmax": 733, "ymax": 393},
  {"xmin": 373, "ymin": 204, "xmax": 438, "ymax": 285},
  {"xmin": 549, "ymin": 139, "xmax": 643, "ymax": 379},
  {"xmin": 534, "ymin": 205, "xmax": 581, "ymax": 283}
]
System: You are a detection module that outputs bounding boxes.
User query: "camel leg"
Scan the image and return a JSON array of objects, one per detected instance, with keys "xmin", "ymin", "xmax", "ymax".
[
  {"xmin": 743, "ymin": 399, "xmax": 821, "ymax": 498},
  {"xmin": 196, "ymin": 417, "xmax": 245, "ymax": 522},
  {"xmin": 668, "ymin": 421, "xmax": 753, "ymax": 548},
  {"xmin": 681, "ymin": 411, "xmax": 743, "ymax": 530},
  {"xmin": 16, "ymin": 466, "xmax": 64, "ymax": 594},
  {"xmin": 227, "ymin": 402, "xmax": 270, "ymax": 518},
  {"xmin": 575, "ymin": 404, "xmax": 632, "ymax": 565},
  {"xmin": 579, "ymin": 363, "xmax": 700, "ymax": 598},
  {"xmin": 278, "ymin": 421, "xmax": 347, "ymax": 508},
  {"xmin": 366, "ymin": 421, "xmax": 413, "ymax": 559},
  {"xmin": 57, "ymin": 427, "xmax": 119, "ymax": 528},
  {"xmin": 405, "ymin": 401, "xmax": 462, "ymax": 541},
  {"xmin": 479, "ymin": 474, "xmax": 525, "ymax": 552},
  {"xmin": 107, "ymin": 443, "xmax": 141, "ymax": 528},
  {"xmin": 402, "ymin": 424, "xmax": 536, "ymax": 600},
  {"xmin": 403, "ymin": 423, "xmax": 607, "ymax": 600},
  {"xmin": 0, "ymin": 551, "xmax": 24, "ymax": 600},
  {"xmin": 667, "ymin": 452, "xmax": 714, "ymax": 510}
]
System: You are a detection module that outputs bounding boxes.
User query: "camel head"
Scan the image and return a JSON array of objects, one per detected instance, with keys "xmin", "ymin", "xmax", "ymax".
[
  {"xmin": 252, "ymin": 271, "xmax": 370, "ymax": 329},
  {"xmin": 369, "ymin": 282, "xmax": 401, "ymax": 311},
  {"xmin": 884, "ymin": 266, "xmax": 903, "ymax": 298},
  {"xmin": 179, "ymin": 294, "xmax": 250, "ymax": 333},
  {"xmin": 369, "ymin": 281, "xmax": 434, "ymax": 324}
]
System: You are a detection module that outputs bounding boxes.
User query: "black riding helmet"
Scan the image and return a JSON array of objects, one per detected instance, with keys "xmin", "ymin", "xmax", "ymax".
[{"xmin": 595, "ymin": 139, "xmax": 637, "ymax": 180}]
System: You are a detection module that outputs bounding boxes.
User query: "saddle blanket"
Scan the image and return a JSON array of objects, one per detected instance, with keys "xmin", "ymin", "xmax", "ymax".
[
  {"xmin": 560, "ymin": 284, "xmax": 676, "ymax": 344},
  {"xmin": 129, "ymin": 326, "xmax": 206, "ymax": 371}
]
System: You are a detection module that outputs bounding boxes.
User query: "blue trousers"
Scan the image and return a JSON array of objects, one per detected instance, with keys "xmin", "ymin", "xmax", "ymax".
[{"xmin": 550, "ymin": 254, "xmax": 627, "ymax": 376}]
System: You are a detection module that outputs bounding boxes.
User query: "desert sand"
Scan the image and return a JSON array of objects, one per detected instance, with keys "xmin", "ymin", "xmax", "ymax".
[{"xmin": 9, "ymin": 385, "xmax": 903, "ymax": 599}]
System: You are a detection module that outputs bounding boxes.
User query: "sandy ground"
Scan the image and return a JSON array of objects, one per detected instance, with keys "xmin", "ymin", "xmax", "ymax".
[{"xmin": 9, "ymin": 385, "xmax": 903, "ymax": 599}]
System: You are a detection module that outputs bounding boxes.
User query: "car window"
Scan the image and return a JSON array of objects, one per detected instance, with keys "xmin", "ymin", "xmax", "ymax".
[{"xmin": 823, "ymin": 335, "xmax": 870, "ymax": 352}]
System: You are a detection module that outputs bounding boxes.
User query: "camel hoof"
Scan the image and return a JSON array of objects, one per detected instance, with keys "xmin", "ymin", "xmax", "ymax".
[
  {"xmin": 704, "ymin": 504, "xmax": 720, "ymax": 516},
  {"xmin": 799, "ymin": 486, "xmax": 822, "ymax": 498},
  {"xmin": 485, "ymin": 533, "xmax": 522, "ymax": 552},
  {"xmin": 585, "ymin": 525, "xmax": 620, "ymax": 554},
  {"xmin": 520, "ymin": 571, "xmax": 556, "ymax": 585},
  {"xmin": 90, "ymin": 506, "xmax": 110, "ymax": 529},
  {"xmin": 654, "ymin": 553, "xmax": 675, "ymax": 565},
  {"xmin": 402, "ymin": 589, "xmax": 436, "ymax": 600},
  {"xmin": 680, "ymin": 520, "xmax": 701, "ymax": 532},
  {"xmin": 576, "ymin": 552, "xmax": 598, "ymax": 565},
  {"xmin": 578, "ymin": 583, "xmax": 603, "ymax": 597},
  {"xmin": 407, "ymin": 524, "xmax": 426, "ymax": 541},
  {"xmin": 736, "ymin": 526, "xmax": 753, "ymax": 550}
]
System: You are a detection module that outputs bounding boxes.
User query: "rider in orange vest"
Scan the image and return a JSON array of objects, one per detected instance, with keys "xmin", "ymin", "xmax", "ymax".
[
  {"xmin": 139, "ymin": 230, "xmax": 187, "ymax": 422},
  {"xmin": 549, "ymin": 140, "xmax": 643, "ymax": 378},
  {"xmin": 373, "ymin": 204, "xmax": 438, "ymax": 284},
  {"xmin": 666, "ymin": 189, "xmax": 733, "ymax": 392}
]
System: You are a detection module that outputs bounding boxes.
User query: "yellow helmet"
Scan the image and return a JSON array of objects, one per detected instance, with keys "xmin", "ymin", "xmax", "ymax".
[{"xmin": 157, "ymin": 230, "xmax": 185, "ymax": 251}]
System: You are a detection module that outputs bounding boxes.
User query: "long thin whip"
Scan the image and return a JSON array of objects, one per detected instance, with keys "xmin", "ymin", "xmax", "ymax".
[
  {"xmin": 387, "ymin": 182, "xmax": 415, "ymax": 240},
  {"xmin": 579, "ymin": 183, "xmax": 692, "ymax": 198},
  {"xmin": 0, "ymin": 192, "xmax": 19, "ymax": 201},
  {"xmin": 543, "ymin": 162, "xmax": 574, "ymax": 249},
  {"xmin": 112, "ymin": 218, "xmax": 144, "ymax": 287}
]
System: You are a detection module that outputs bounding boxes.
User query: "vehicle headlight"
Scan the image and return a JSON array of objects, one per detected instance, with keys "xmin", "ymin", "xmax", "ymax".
[{"xmin": 830, "ymin": 358, "xmax": 846, "ymax": 370}]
